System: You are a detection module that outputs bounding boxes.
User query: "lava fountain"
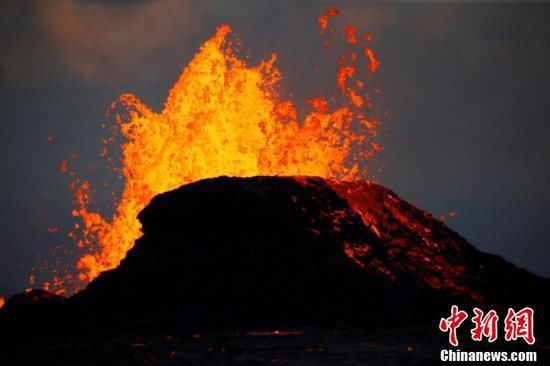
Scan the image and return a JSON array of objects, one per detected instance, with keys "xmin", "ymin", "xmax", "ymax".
[{"xmin": 44, "ymin": 10, "xmax": 385, "ymax": 294}]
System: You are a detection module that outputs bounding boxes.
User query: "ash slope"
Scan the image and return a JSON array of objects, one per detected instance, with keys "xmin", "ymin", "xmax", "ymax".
[
  {"xmin": 329, "ymin": 180, "xmax": 548, "ymax": 305},
  {"xmin": 69, "ymin": 176, "xmax": 547, "ymax": 327}
]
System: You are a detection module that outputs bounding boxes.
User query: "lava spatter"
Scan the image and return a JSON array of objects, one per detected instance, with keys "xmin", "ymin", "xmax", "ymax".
[{"xmin": 45, "ymin": 11, "xmax": 384, "ymax": 294}]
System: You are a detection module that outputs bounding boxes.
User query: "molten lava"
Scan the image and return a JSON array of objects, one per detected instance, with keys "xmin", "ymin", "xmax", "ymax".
[{"xmin": 45, "ymin": 11, "xmax": 384, "ymax": 293}]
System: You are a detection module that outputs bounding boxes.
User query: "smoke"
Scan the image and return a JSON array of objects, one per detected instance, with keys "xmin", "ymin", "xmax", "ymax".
[{"xmin": 1, "ymin": 0, "xmax": 208, "ymax": 86}]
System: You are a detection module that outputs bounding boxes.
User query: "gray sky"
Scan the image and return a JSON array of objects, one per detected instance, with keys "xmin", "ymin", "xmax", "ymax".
[{"xmin": 1, "ymin": 0, "xmax": 550, "ymax": 295}]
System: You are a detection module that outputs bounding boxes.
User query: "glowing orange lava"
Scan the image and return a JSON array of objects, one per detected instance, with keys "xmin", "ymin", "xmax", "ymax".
[
  {"xmin": 0, "ymin": 297, "xmax": 4, "ymax": 308},
  {"xmin": 45, "ymin": 11, "xmax": 384, "ymax": 294}
]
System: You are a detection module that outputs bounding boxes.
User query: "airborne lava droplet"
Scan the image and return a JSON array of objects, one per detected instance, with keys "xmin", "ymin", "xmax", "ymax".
[
  {"xmin": 60, "ymin": 159, "xmax": 68, "ymax": 173},
  {"xmin": 317, "ymin": 8, "xmax": 340, "ymax": 35},
  {"xmin": 364, "ymin": 48, "xmax": 380, "ymax": 72}
]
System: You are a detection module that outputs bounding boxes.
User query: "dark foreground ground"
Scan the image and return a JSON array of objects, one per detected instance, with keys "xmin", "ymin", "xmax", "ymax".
[{"xmin": 4, "ymin": 325, "xmax": 549, "ymax": 366}]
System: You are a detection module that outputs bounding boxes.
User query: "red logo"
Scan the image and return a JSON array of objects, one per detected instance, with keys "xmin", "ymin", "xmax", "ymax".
[
  {"xmin": 439, "ymin": 305, "xmax": 469, "ymax": 346},
  {"xmin": 504, "ymin": 307, "xmax": 535, "ymax": 345},
  {"xmin": 471, "ymin": 308, "xmax": 499, "ymax": 343},
  {"xmin": 439, "ymin": 306, "xmax": 535, "ymax": 346}
]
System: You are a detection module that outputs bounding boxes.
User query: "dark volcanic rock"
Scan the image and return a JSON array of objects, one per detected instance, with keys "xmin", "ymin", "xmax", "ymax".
[
  {"xmin": 68, "ymin": 176, "xmax": 548, "ymax": 328},
  {"xmin": 2, "ymin": 176, "xmax": 549, "ymax": 331},
  {"xmin": 0, "ymin": 289, "xmax": 66, "ymax": 331},
  {"xmin": 72, "ymin": 176, "xmax": 436, "ymax": 327},
  {"xmin": 0, "ymin": 289, "xmax": 64, "ymax": 317}
]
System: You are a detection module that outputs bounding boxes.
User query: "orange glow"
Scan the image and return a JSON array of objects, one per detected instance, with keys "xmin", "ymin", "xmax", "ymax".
[
  {"xmin": 331, "ymin": 180, "xmax": 482, "ymax": 301},
  {"xmin": 60, "ymin": 159, "xmax": 68, "ymax": 173},
  {"xmin": 0, "ymin": 297, "xmax": 4, "ymax": 308},
  {"xmin": 317, "ymin": 8, "xmax": 340, "ymax": 34},
  {"xmin": 440, "ymin": 210, "xmax": 457, "ymax": 221},
  {"xmin": 44, "ymin": 11, "xmax": 383, "ymax": 294},
  {"xmin": 364, "ymin": 49, "xmax": 380, "ymax": 72},
  {"xmin": 247, "ymin": 330, "xmax": 304, "ymax": 337},
  {"xmin": 344, "ymin": 25, "xmax": 357, "ymax": 44}
]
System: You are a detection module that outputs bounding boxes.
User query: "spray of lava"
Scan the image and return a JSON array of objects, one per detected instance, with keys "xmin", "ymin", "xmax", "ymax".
[{"xmin": 41, "ymin": 10, "xmax": 385, "ymax": 294}]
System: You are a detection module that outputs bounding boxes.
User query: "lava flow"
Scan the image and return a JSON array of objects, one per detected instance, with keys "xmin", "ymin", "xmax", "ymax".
[{"xmin": 43, "ymin": 10, "xmax": 385, "ymax": 294}]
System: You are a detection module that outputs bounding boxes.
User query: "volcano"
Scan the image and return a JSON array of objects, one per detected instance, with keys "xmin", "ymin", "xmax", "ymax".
[
  {"xmin": 3, "ymin": 176, "xmax": 549, "ymax": 365},
  {"xmin": 2, "ymin": 176, "xmax": 548, "ymax": 330}
]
